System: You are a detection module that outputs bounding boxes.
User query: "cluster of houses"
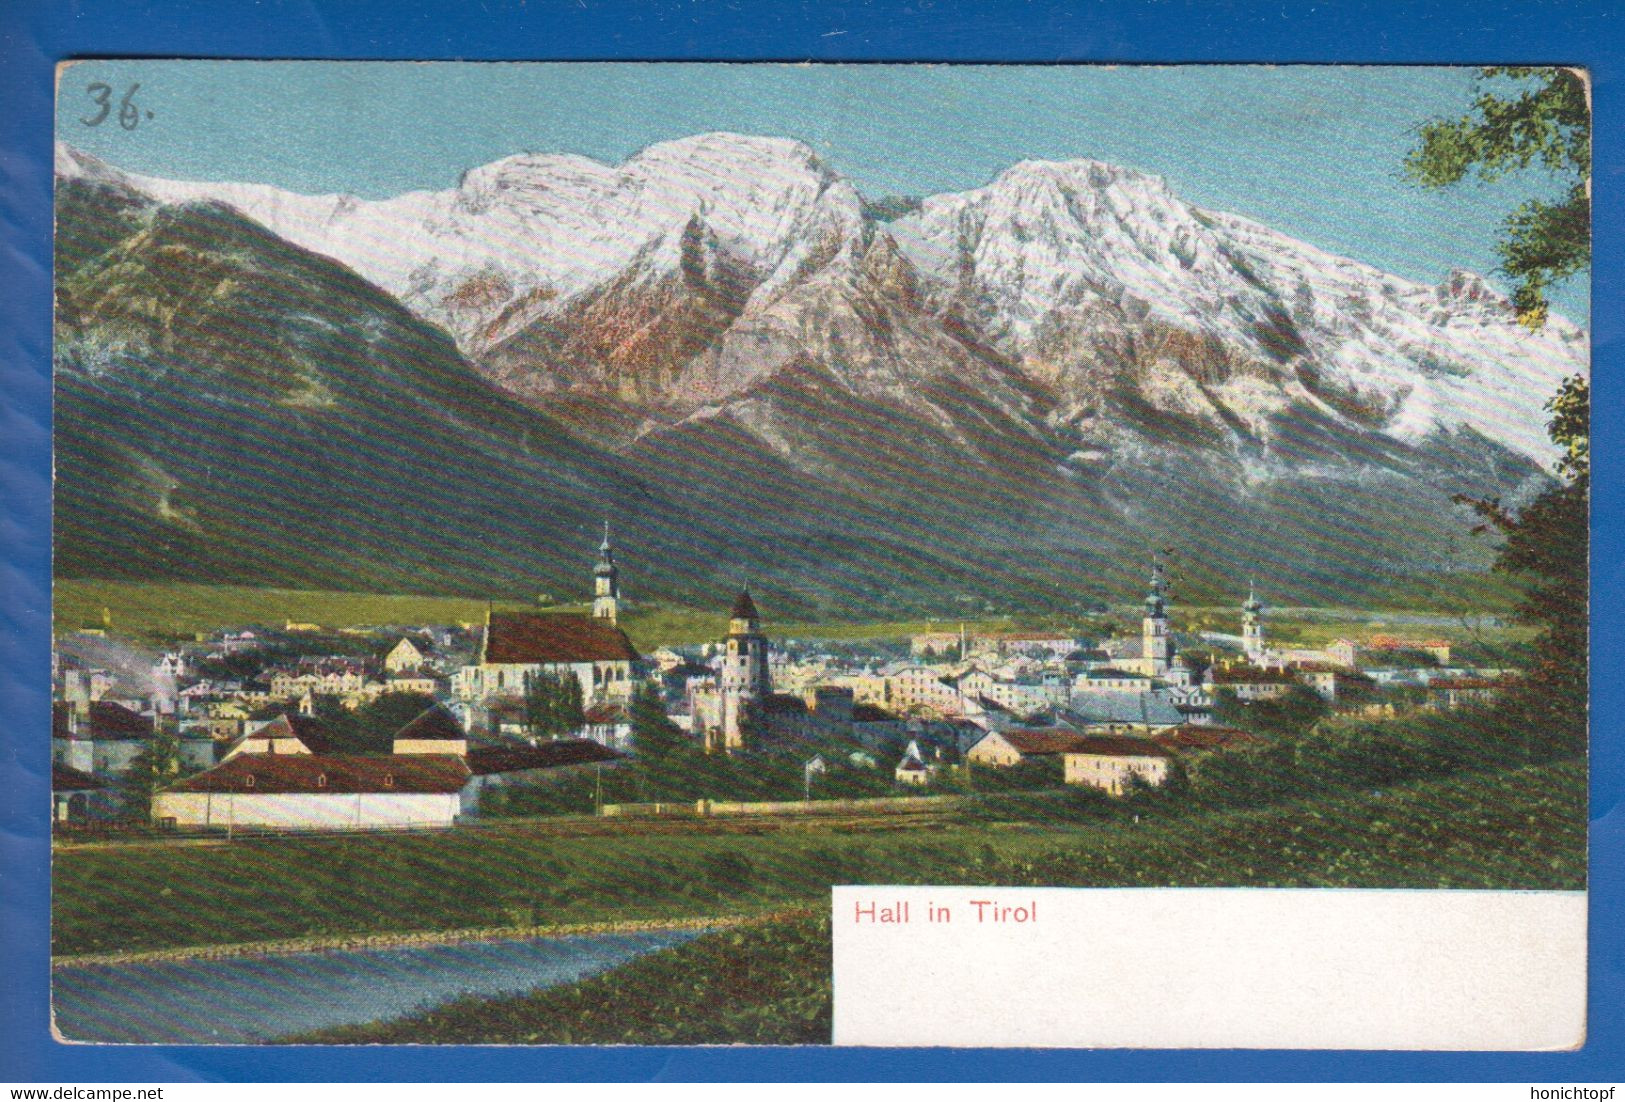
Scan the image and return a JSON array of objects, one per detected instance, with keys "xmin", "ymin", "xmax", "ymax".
[{"xmin": 51, "ymin": 535, "xmax": 1520, "ymax": 831}]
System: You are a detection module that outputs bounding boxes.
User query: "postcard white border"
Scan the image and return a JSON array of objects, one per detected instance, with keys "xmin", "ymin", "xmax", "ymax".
[{"xmin": 832, "ymin": 886, "xmax": 1587, "ymax": 1050}]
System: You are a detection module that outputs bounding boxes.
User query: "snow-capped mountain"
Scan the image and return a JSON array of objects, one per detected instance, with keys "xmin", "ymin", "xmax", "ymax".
[
  {"xmin": 52, "ymin": 136, "xmax": 1589, "ymax": 604},
  {"xmin": 889, "ymin": 157, "xmax": 1586, "ymax": 465},
  {"xmin": 56, "ymin": 136, "xmax": 1585, "ymax": 472}
]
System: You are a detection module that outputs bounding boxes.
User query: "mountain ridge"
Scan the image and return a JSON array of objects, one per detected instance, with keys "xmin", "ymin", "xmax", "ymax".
[{"xmin": 51, "ymin": 137, "xmax": 1582, "ymax": 611}]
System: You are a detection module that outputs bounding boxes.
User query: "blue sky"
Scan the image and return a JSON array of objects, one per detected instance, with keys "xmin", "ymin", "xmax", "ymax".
[{"xmin": 58, "ymin": 61, "xmax": 1589, "ymax": 323}]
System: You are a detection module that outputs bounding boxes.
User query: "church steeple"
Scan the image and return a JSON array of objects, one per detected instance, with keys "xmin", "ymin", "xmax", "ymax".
[
  {"xmin": 592, "ymin": 521, "xmax": 620, "ymax": 624},
  {"xmin": 1242, "ymin": 580, "xmax": 1265, "ymax": 662},
  {"xmin": 1144, "ymin": 560, "xmax": 1168, "ymax": 618},
  {"xmin": 1141, "ymin": 556, "xmax": 1173, "ymax": 677}
]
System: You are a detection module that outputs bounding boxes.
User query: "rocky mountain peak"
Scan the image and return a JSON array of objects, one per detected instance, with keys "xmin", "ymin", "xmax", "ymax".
[{"xmin": 56, "ymin": 137, "xmax": 1587, "ymax": 473}]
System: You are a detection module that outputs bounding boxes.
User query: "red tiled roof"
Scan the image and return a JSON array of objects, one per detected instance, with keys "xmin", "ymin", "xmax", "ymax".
[
  {"xmin": 250, "ymin": 715, "xmax": 299, "ymax": 739},
  {"xmin": 393, "ymin": 705, "xmax": 467, "ymax": 742},
  {"xmin": 1370, "ymin": 636, "xmax": 1451, "ymax": 650},
  {"xmin": 166, "ymin": 754, "xmax": 470, "ymax": 794},
  {"xmin": 235, "ymin": 714, "xmax": 332, "ymax": 755},
  {"xmin": 1061, "ymin": 734, "xmax": 1175, "ymax": 759},
  {"xmin": 996, "ymin": 728, "xmax": 1093, "ymax": 756},
  {"xmin": 287, "ymin": 715, "xmax": 332, "ymax": 754},
  {"xmin": 87, "ymin": 701, "xmax": 154, "ymax": 740},
  {"xmin": 484, "ymin": 613, "xmax": 638, "ymax": 664},
  {"xmin": 584, "ymin": 703, "xmax": 629, "ymax": 725},
  {"xmin": 1154, "ymin": 725, "xmax": 1261, "ymax": 752},
  {"xmin": 465, "ymin": 740, "xmax": 622, "ymax": 776},
  {"xmin": 52, "ymin": 763, "xmax": 105, "ymax": 791}
]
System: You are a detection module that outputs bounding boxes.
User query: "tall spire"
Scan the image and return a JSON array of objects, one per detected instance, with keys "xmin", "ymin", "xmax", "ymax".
[
  {"xmin": 1242, "ymin": 579, "xmax": 1265, "ymax": 662},
  {"xmin": 1141, "ymin": 553, "xmax": 1172, "ymax": 677},
  {"xmin": 1243, "ymin": 579, "xmax": 1263, "ymax": 614},
  {"xmin": 592, "ymin": 522, "xmax": 620, "ymax": 623}
]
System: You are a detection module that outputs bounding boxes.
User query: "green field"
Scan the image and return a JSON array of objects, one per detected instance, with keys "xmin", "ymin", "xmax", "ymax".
[
  {"xmin": 53, "ymin": 580, "xmax": 535, "ymax": 639},
  {"xmin": 56, "ymin": 577, "xmax": 1043, "ymax": 650},
  {"xmin": 286, "ymin": 759, "xmax": 1584, "ymax": 1045},
  {"xmin": 52, "ymin": 760, "xmax": 1585, "ymax": 959},
  {"xmin": 55, "ymin": 577, "xmax": 1526, "ymax": 654}
]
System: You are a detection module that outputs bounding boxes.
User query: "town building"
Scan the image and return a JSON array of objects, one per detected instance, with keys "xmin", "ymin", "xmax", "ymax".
[
  {"xmin": 1292, "ymin": 664, "xmax": 1379, "ymax": 703},
  {"xmin": 52, "ymin": 701, "xmax": 213, "ymax": 777},
  {"xmin": 52, "ymin": 763, "xmax": 108, "ymax": 822},
  {"xmin": 1152, "ymin": 724, "xmax": 1260, "ymax": 754},
  {"xmin": 222, "ymin": 714, "xmax": 328, "ymax": 760},
  {"xmin": 1427, "ymin": 676, "xmax": 1514, "ymax": 710},
  {"xmin": 1206, "ymin": 663, "xmax": 1300, "ymax": 701},
  {"xmin": 966, "ymin": 727, "xmax": 1090, "ymax": 768},
  {"xmin": 459, "ymin": 610, "xmax": 639, "ymax": 709},
  {"xmin": 455, "ymin": 537, "xmax": 641, "ymax": 719},
  {"xmin": 383, "ymin": 637, "xmax": 432, "ymax": 673},
  {"xmin": 155, "ymin": 704, "xmax": 622, "ymax": 830},
  {"xmin": 155, "ymin": 753, "xmax": 474, "ymax": 831},
  {"xmin": 894, "ymin": 739, "xmax": 939, "ymax": 786},
  {"xmin": 711, "ymin": 590, "xmax": 772, "ymax": 751},
  {"xmin": 1060, "ymin": 736, "xmax": 1174, "ymax": 795},
  {"xmin": 581, "ymin": 702, "xmax": 634, "ymax": 752}
]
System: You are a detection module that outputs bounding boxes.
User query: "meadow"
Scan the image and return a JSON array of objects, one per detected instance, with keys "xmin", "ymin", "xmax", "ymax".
[
  {"xmin": 282, "ymin": 757, "xmax": 1585, "ymax": 1044},
  {"xmin": 54, "ymin": 577, "xmax": 1529, "ymax": 655},
  {"xmin": 52, "ymin": 759, "xmax": 1585, "ymax": 959},
  {"xmin": 55, "ymin": 577, "xmax": 1048, "ymax": 650}
]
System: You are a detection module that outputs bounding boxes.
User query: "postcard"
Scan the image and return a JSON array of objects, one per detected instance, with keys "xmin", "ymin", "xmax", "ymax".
[{"xmin": 47, "ymin": 61, "xmax": 1589, "ymax": 1047}]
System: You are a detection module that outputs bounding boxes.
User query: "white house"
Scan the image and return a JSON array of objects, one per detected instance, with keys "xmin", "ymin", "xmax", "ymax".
[
  {"xmin": 893, "ymin": 739, "xmax": 940, "ymax": 786},
  {"xmin": 52, "ymin": 762, "xmax": 108, "ymax": 822},
  {"xmin": 384, "ymin": 637, "xmax": 432, "ymax": 673},
  {"xmin": 1061, "ymin": 735, "xmax": 1175, "ymax": 796},
  {"xmin": 154, "ymin": 704, "xmax": 624, "ymax": 830},
  {"xmin": 154, "ymin": 753, "xmax": 473, "ymax": 830},
  {"xmin": 966, "ymin": 728, "xmax": 1089, "ymax": 768},
  {"xmin": 53, "ymin": 701, "xmax": 213, "ymax": 777}
]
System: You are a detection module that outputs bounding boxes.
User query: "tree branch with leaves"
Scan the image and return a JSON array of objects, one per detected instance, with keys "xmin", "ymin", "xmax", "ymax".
[
  {"xmin": 1405, "ymin": 66, "xmax": 1590, "ymax": 330},
  {"xmin": 1411, "ymin": 68, "xmax": 1590, "ymax": 757}
]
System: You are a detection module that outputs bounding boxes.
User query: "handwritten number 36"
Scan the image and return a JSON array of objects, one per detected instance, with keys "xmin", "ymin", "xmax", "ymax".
[{"xmin": 81, "ymin": 83, "xmax": 145, "ymax": 130}]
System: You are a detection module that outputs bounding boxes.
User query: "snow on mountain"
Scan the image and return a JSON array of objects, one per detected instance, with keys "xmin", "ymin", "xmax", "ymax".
[
  {"xmin": 58, "ymin": 135, "xmax": 867, "ymax": 352},
  {"xmin": 888, "ymin": 157, "xmax": 1586, "ymax": 463},
  {"xmin": 56, "ymin": 138, "xmax": 1587, "ymax": 469}
]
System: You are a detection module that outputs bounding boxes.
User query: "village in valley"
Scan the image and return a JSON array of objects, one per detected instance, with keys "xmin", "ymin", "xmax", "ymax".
[
  {"xmin": 50, "ymin": 525, "xmax": 1520, "ymax": 833},
  {"xmin": 38, "ymin": 60, "xmax": 1591, "ymax": 1047}
]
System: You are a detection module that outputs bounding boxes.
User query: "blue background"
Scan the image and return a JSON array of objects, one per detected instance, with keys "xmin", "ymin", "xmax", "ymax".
[{"xmin": 2, "ymin": 0, "xmax": 1620, "ymax": 1083}]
